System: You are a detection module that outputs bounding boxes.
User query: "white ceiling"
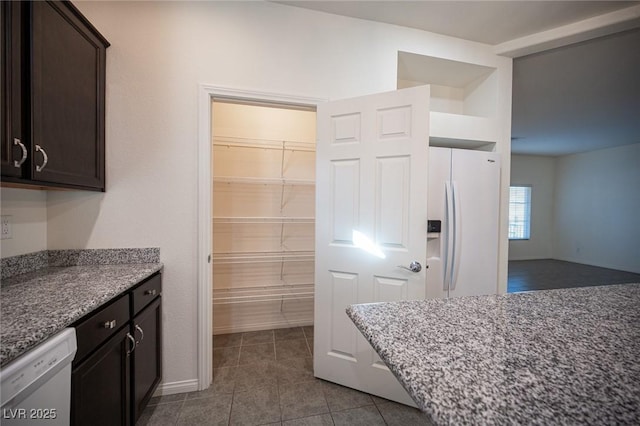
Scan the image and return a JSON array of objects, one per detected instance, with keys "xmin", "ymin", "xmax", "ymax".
[
  {"xmin": 277, "ymin": 1, "xmax": 640, "ymax": 156},
  {"xmin": 278, "ymin": 1, "xmax": 636, "ymax": 45}
]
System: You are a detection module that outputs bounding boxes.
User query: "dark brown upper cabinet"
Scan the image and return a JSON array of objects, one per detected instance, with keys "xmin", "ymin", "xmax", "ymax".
[
  {"xmin": 1, "ymin": 1, "xmax": 109, "ymax": 191},
  {"xmin": 1, "ymin": 1, "xmax": 25, "ymax": 180}
]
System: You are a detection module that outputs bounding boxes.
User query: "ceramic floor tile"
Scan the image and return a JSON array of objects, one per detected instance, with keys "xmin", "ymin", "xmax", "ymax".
[
  {"xmin": 234, "ymin": 361, "xmax": 279, "ymax": 392},
  {"xmin": 274, "ymin": 356, "xmax": 314, "ymax": 385},
  {"xmin": 230, "ymin": 385, "xmax": 281, "ymax": 425},
  {"xmin": 136, "ymin": 401, "xmax": 183, "ymax": 426},
  {"xmin": 213, "ymin": 346, "xmax": 240, "ymax": 368},
  {"xmin": 147, "ymin": 393, "xmax": 187, "ymax": 406},
  {"xmin": 280, "ymin": 381, "xmax": 329, "ymax": 421},
  {"xmin": 239, "ymin": 342, "xmax": 276, "ymax": 365},
  {"xmin": 330, "ymin": 405, "xmax": 385, "ymax": 426},
  {"xmin": 322, "ymin": 381, "xmax": 373, "ymax": 412},
  {"xmin": 275, "ymin": 338, "xmax": 311, "ymax": 360},
  {"xmin": 139, "ymin": 328, "xmax": 437, "ymax": 426},
  {"xmin": 282, "ymin": 414, "xmax": 333, "ymax": 426},
  {"xmin": 370, "ymin": 395, "xmax": 391, "ymax": 406},
  {"xmin": 176, "ymin": 393, "xmax": 232, "ymax": 426},
  {"xmin": 214, "ymin": 332, "xmax": 243, "ymax": 348},
  {"xmin": 212, "ymin": 366, "xmax": 237, "ymax": 394},
  {"xmin": 275, "ymin": 327, "xmax": 305, "ymax": 341},
  {"xmin": 242, "ymin": 330, "xmax": 275, "ymax": 345},
  {"xmin": 186, "ymin": 367, "xmax": 236, "ymax": 399},
  {"xmin": 302, "ymin": 326, "xmax": 314, "ymax": 339},
  {"xmin": 376, "ymin": 401, "xmax": 434, "ymax": 425}
]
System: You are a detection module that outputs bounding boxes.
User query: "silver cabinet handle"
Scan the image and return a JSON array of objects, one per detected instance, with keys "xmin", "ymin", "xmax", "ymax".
[
  {"xmin": 35, "ymin": 145, "xmax": 48, "ymax": 172},
  {"xmin": 13, "ymin": 138, "xmax": 27, "ymax": 167},
  {"xmin": 126, "ymin": 333, "xmax": 136, "ymax": 355},
  {"xmin": 398, "ymin": 261, "xmax": 422, "ymax": 273},
  {"xmin": 135, "ymin": 324, "xmax": 144, "ymax": 344},
  {"xmin": 104, "ymin": 320, "xmax": 117, "ymax": 329},
  {"xmin": 144, "ymin": 289, "xmax": 157, "ymax": 296}
]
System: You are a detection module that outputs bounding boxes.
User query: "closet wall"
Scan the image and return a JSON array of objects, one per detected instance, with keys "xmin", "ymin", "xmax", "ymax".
[{"xmin": 212, "ymin": 101, "xmax": 316, "ymax": 334}]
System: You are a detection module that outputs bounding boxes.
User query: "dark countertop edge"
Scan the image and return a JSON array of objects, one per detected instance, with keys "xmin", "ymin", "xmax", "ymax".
[{"xmin": 0, "ymin": 263, "xmax": 163, "ymax": 368}]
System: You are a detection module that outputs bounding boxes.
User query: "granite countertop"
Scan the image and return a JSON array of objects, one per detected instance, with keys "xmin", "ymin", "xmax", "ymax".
[
  {"xmin": 346, "ymin": 283, "xmax": 640, "ymax": 425},
  {"xmin": 0, "ymin": 249, "xmax": 163, "ymax": 367}
]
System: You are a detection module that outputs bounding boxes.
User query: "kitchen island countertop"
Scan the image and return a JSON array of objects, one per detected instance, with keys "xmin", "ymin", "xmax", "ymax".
[
  {"xmin": 1, "ymin": 250, "xmax": 162, "ymax": 367},
  {"xmin": 346, "ymin": 283, "xmax": 640, "ymax": 425}
]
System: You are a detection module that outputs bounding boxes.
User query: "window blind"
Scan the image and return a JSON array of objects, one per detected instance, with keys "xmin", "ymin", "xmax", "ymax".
[{"xmin": 509, "ymin": 186, "xmax": 531, "ymax": 240}]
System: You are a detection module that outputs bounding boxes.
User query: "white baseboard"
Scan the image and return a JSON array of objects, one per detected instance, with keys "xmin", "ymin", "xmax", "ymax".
[
  {"xmin": 552, "ymin": 256, "xmax": 640, "ymax": 274},
  {"xmin": 510, "ymin": 256, "xmax": 640, "ymax": 275},
  {"xmin": 153, "ymin": 379, "xmax": 200, "ymax": 397},
  {"xmin": 508, "ymin": 256, "xmax": 552, "ymax": 261}
]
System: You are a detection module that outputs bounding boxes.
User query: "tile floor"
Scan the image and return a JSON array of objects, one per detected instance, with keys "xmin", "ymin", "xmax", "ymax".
[
  {"xmin": 138, "ymin": 261, "xmax": 640, "ymax": 424},
  {"xmin": 508, "ymin": 259, "xmax": 640, "ymax": 293},
  {"xmin": 138, "ymin": 326, "xmax": 432, "ymax": 425}
]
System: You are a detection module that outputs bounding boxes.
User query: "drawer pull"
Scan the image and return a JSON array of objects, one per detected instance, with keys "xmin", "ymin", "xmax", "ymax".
[
  {"xmin": 126, "ymin": 333, "xmax": 136, "ymax": 355},
  {"xmin": 144, "ymin": 289, "xmax": 157, "ymax": 296},
  {"xmin": 104, "ymin": 320, "xmax": 117, "ymax": 329},
  {"xmin": 135, "ymin": 324, "xmax": 144, "ymax": 344}
]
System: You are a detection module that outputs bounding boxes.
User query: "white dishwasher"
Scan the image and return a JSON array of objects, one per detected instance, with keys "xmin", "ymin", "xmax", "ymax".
[{"xmin": 1, "ymin": 328, "xmax": 77, "ymax": 425}]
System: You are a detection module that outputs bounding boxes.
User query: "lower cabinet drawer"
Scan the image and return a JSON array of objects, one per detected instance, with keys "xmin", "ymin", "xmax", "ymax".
[
  {"xmin": 132, "ymin": 274, "xmax": 162, "ymax": 316},
  {"xmin": 74, "ymin": 294, "xmax": 130, "ymax": 363}
]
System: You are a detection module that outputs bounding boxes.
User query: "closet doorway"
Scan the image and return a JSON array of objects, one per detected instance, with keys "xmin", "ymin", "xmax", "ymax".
[{"xmin": 211, "ymin": 99, "xmax": 317, "ymax": 336}]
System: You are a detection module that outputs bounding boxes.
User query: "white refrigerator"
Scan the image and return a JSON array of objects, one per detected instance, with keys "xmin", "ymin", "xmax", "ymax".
[{"xmin": 426, "ymin": 147, "xmax": 501, "ymax": 298}]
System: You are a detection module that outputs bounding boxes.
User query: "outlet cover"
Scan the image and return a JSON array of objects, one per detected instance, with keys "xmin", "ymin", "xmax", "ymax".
[{"xmin": 1, "ymin": 215, "xmax": 13, "ymax": 240}]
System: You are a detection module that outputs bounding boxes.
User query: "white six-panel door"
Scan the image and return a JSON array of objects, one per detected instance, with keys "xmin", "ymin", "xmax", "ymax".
[{"xmin": 314, "ymin": 86, "xmax": 430, "ymax": 404}]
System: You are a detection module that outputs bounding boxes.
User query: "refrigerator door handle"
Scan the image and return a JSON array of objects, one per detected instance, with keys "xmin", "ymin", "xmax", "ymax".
[
  {"xmin": 450, "ymin": 181, "xmax": 462, "ymax": 291},
  {"xmin": 444, "ymin": 181, "xmax": 455, "ymax": 296}
]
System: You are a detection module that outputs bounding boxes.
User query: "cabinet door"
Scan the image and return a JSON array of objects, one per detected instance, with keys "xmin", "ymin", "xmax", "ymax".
[
  {"xmin": 132, "ymin": 297, "xmax": 162, "ymax": 423},
  {"xmin": 1, "ymin": 1, "xmax": 26, "ymax": 178},
  {"xmin": 72, "ymin": 327, "xmax": 131, "ymax": 426},
  {"xmin": 30, "ymin": 0, "xmax": 107, "ymax": 190}
]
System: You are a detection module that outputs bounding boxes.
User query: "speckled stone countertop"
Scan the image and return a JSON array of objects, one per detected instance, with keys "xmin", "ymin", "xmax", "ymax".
[
  {"xmin": 1, "ymin": 249, "xmax": 163, "ymax": 367},
  {"xmin": 346, "ymin": 283, "xmax": 640, "ymax": 425}
]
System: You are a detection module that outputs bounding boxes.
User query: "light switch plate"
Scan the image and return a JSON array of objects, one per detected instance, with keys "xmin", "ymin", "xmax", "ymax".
[{"xmin": 1, "ymin": 215, "xmax": 13, "ymax": 240}]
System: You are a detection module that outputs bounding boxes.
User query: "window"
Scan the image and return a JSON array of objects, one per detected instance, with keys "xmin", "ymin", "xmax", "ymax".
[{"xmin": 509, "ymin": 186, "xmax": 531, "ymax": 240}]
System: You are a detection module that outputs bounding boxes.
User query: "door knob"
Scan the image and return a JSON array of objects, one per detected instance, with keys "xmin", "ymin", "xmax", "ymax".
[{"xmin": 398, "ymin": 261, "xmax": 422, "ymax": 273}]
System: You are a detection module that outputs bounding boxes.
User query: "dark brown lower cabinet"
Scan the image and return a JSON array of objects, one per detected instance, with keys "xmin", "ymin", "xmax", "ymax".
[
  {"xmin": 71, "ymin": 274, "xmax": 162, "ymax": 426},
  {"xmin": 72, "ymin": 327, "xmax": 131, "ymax": 426},
  {"xmin": 132, "ymin": 297, "xmax": 162, "ymax": 422}
]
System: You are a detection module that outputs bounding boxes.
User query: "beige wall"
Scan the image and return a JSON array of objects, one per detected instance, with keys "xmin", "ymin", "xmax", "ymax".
[
  {"xmin": 509, "ymin": 144, "xmax": 640, "ymax": 274},
  {"xmin": 509, "ymin": 155, "xmax": 556, "ymax": 260},
  {"xmin": 553, "ymin": 143, "xmax": 640, "ymax": 273},
  {"xmin": 0, "ymin": 188, "xmax": 47, "ymax": 257},
  {"xmin": 1, "ymin": 1, "xmax": 512, "ymax": 390}
]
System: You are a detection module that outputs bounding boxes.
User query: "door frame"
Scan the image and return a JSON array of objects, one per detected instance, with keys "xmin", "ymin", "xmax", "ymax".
[{"xmin": 196, "ymin": 84, "xmax": 324, "ymax": 389}]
